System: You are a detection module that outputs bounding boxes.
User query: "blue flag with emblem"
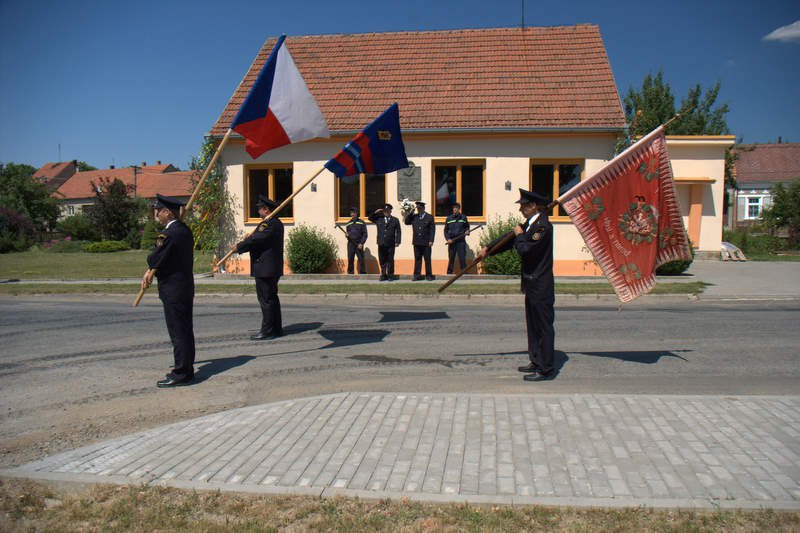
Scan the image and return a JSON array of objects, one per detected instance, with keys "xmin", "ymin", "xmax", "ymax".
[{"xmin": 324, "ymin": 103, "xmax": 409, "ymax": 178}]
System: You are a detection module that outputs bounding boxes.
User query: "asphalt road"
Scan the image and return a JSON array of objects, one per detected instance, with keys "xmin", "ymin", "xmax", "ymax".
[{"xmin": 1, "ymin": 294, "xmax": 798, "ymax": 467}]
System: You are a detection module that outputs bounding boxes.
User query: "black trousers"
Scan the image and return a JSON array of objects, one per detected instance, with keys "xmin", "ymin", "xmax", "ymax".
[
  {"xmin": 160, "ymin": 291, "xmax": 195, "ymax": 380},
  {"xmin": 413, "ymin": 244, "xmax": 433, "ymax": 277},
  {"xmin": 255, "ymin": 276, "xmax": 282, "ymax": 335},
  {"xmin": 377, "ymin": 244, "xmax": 396, "ymax": 277},
  {"xmin": 447, "ymin": 240, "xmax": 467, "ymax": 274},
  {"xmin": 347, "ymin": 241, "xmax": 365, "ymax": 274},
  {"xmin": 524, "ymin": 295, "xmax": 555, "ymax": 375}
]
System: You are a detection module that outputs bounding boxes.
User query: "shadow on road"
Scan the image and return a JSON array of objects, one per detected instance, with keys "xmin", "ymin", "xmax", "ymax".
[
  {"xmin": 319, "ymin": 328, "xmax": 391, "ymax": 349},
  {"xmin": 379, "ymin": 311, "xmax": 450, "ymax": 323},
  {"xmin": 194, "ymin": 355, "xmax": 257, "ymax": 382},
  {"xmin": 576, "ymin": 350, "xmax": 690, "ymax": 363}
]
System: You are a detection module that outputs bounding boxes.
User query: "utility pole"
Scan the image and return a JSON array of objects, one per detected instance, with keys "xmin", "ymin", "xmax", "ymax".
[{"xmin": 131, "ymin": 165, "xmax": 139, "ymax": 197}]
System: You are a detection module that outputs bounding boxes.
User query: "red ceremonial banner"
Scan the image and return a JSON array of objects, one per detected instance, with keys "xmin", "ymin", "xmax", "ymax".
[{"xmin": 559, "ymin": 126, "xmax": 692, "ymax": 303}]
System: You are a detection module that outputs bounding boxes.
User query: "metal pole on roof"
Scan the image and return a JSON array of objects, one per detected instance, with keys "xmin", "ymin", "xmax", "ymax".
[{"xmin": 521, "ymin": 0, "xmax": 525, "ymax": 29}]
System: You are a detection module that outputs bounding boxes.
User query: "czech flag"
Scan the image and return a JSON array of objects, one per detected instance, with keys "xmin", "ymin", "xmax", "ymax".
[
  {"xmin": 325, "ymin": 103, "xmax": 409, "ymax": 178},
  {"xmin": 231, "ymin": 35, "xmax": 329, "ymax": 159}
]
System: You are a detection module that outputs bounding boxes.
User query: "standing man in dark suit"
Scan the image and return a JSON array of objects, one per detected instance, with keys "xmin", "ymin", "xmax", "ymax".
[
  {"xmin": 142, "ymin": 194, "xmax": 196, "ymax": 388},
  {"xmin": 477, "ymin": 188, "xmax": 555, "ymax": 381},
  {"xmin": 444, "ymin": 202, "xmax": 470, "ymax": 274},
  {"xmin": 345, "ymin": 207, "xmax": 367, "ymax": 274},
  {"xmin": 368, "ymin": 203, "xmax": 402, "ymax": 281},
  {"xmin": 404, "ymin": 200, "xmax": 436, "ymax": 281},
  {"xmin": 235, "ymin": 195, "xmax": 284, "ymax": 340}
]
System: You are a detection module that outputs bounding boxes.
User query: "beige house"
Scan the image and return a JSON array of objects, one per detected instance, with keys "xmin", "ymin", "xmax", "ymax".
[{"xmin": 211, "ymin": 26, "xmax": 732, "ymax": 275}]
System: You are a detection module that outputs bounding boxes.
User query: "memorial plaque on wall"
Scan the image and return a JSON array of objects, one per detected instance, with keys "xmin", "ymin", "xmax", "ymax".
[{"xmin": 397, "ymin": 164, "xmax": 421, "ymax": 201}]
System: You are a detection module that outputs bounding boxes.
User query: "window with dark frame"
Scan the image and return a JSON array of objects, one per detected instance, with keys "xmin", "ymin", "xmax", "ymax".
[
  {"xmin": 336, "ymin": 173, "xmax": 386, "ymax": 219},
  {"xmin": 246, "ymin": 166, "xmax": 294, "ymax": 220},
  {"xmin": 433, "ymin": 161, "xmax": 485, "ymax": 220},
  {"xmin": 530, "ymin": 160, "xmax": 584, "ymax": 217}
]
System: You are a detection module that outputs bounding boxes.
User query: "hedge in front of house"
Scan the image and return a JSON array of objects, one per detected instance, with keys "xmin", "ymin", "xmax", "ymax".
[
  {"xmin": 286, "ymin": 225, "xmax": 338, "ymax": 273},
  {"xmin": 83, "ymin": 240, "xmax": 130, "ymax": 253}
]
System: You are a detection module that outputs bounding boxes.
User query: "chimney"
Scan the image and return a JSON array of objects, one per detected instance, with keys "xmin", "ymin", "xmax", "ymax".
[
  {"xmin": 141, "ymin": 161, "xmax": 147, "ymax": 167},
  {"xmin": 156, "ymin": 160, "xmax": 161, "ymax": 165},
  {"xmin": 110, "ymin": 165, "xmax": 115, "ymax": 169},
  {"xmin": 777, "ymin": 136, "xmax": 782, "ymax": 144}
]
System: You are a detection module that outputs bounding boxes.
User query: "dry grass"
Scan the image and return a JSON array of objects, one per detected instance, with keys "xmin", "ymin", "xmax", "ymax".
[{"xmin": 1, "ymin": 479, "xmax": 797, "ymax": 532}]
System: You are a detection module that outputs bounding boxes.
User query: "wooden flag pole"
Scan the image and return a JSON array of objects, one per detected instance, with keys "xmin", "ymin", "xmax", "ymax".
[
  {"xmin": 133, "ymin": 129, "xmax": 233, "ymax": 307},
  {"xmin": 214, "ymin": 166, "xmax": 326, "ymax": 269}
]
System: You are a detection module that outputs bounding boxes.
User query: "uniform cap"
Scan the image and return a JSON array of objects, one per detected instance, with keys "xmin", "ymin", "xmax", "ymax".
[
  {"xmin": 153, "ymin": 193, "xmax": 185, "ymax": 210},
  {"xmin": 415, "ymin": 201, "xmax": 426, "ymax": 206},
  {"xmin": 383, "ymin": 203, "xmax": 393, "ymax": 210},
  {"xmin": 515, "ymin": 188, "xmax": 550, "ymax": 205},
  {"xmin": 256, "ymin": 194, "xmax": 279, "ymax": 210}
]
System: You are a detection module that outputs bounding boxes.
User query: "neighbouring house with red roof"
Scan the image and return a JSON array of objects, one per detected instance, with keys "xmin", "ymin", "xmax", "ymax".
[
  {"xmin": 32, "ymin": 160, "xmax": 78, "ymax": 190},
  {"xmin": 54, "ymin": 162, "xmax": 195, "ymax": 218},
  {"xmin": 211, "ymin": 25, "xmax": 733, "ymax": 275},
  {"xmin": 730, "ymin": 143, "xmax": 800, "ymax": 226}
]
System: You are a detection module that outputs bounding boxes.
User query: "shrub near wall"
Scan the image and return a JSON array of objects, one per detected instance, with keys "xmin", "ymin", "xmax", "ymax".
[
  {"xmin": 83, "ymin": 241, "xmax": 130, "ymax": 253},
  {"xmin": 286, "ymin": 225, "xmax": 338, "ymax": 273},
  {"xmin": 479, "ymin": 214, "xmax": 523, "ymax": 275}
]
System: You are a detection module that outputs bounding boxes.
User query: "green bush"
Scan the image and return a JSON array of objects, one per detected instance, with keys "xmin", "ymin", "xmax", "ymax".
[
  {"xmin": 82, "ymin": 240, "xmax": 130, "ymax": 253},
  {"xmin": 140, "ymin": 219, "xmax": 162, "ymax": 249},
  {"xmin": 723, "ymin": 228, "xmax": 787, "ymax": 255},
  {"xmin": 286, "ymin": 225, "xmax": 338, "ymax": 273},
  {"xmin": 42, "ymin": 238, "xmax": 89, "ymax": 253},
  {"xmin": 0, "ymin": 206, "xmax": 34, "ymax": 252},
  {"xmin": 479, "ymin": 214, "xmax": 523, "ymax": 275},
  {"xmin": 656, "ymin": 239, "xmax": 695, "ymax": 275},
  {"xmin": 56, "ymin": 213, "xmax": 100, "ymax": 242}
]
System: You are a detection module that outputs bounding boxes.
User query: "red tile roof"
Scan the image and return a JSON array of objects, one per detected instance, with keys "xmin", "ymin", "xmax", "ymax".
[
  {"xmin": 211, "ymin": 25, "xmax": 625, "ymax": 136},
  {"xmin": 55, "ymin": 166, "xmax": 195, "ymax": 200},
  {"xmin": 733, "ymin": 143, "xmax": 800, "ymax": 186},
  {"xmin": 32, "ymin": 161, "xmax": 77, "ymax": 189}
]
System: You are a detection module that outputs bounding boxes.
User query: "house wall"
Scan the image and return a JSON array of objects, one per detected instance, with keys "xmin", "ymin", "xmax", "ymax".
[{"xmin": 220, "ymin": 133, "xmax": 731, "ymax": 275}]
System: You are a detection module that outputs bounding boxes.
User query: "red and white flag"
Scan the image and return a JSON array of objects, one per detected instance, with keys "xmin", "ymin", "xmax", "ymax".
[
  {"xmin": 559, "ymin": 126, "xmax": 692, "ymax": 302},
  {"xmin": 231, "ymin": 35, "xmax": 329, "ymax": 159}
]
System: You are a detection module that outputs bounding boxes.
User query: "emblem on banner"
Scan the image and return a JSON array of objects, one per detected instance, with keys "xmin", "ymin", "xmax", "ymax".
[
  {"xmin": 378, "ymin": 130, "xmax": 392, "ymax": 141},
  {"xmin": 619, "ymin": 195, "xmax": 657, "ymax": 244}
]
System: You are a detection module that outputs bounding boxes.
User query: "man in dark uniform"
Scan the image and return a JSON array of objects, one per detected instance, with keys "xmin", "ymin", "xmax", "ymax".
[
  {"xmin": 235, "ymin": 195, "xmax": 284, "ymax": 340},
  {"xmin": 142, "ymin": 194, "xmax": 196, "ymax": 387},
  {"xmin": 368, "ymin": 203, "xmax": 402, "ymax": 281},
  {"xmin": 345, "ymin": 207, "xmax": 367, "ymax": 274},
  {"xmin": 444, "ymin": 202, "xmax": 470, "ymax": 274},
  {"xmin": 404, "ymin": 200, "xmax": 436, "ymax": 280},
  {"xmin": 477, "ymin": 188, "xmax": 555, "ymax": 381}
]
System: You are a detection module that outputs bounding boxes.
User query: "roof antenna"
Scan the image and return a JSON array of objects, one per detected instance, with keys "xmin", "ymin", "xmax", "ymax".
[{"xmin": 521, "ymin": 0, "xmax": 525, "ymax": 29}]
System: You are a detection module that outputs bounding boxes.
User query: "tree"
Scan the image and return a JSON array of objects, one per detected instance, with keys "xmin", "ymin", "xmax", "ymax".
[
  {"xmin": 185, "ymin": 137, "xmax": 235, "ymax": 253},
  {"xmin": 86, "ymin": 177, "xmax": 147, "ymax": 244},
  {"xmin": 623, "ymin": 70, "xmax": 730, "ymax": 138},
  {"xmin": 77, "ymin": 161, "xmax": 97, "ymax": 172},
  {"xmin": 0, "ymin": 161, "xmax": 60, "ymax": 232},
  {"xmin": 761, "ymin": 179, "xmax": 800, "ymax": 247}
]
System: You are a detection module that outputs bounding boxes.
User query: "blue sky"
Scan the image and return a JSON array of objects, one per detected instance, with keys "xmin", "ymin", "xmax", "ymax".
[{"xmin": 1, "ymin": 0, "xmax": 798, "ymax": 170}]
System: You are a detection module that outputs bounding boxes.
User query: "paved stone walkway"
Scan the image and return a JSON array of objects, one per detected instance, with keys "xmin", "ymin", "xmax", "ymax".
[{"xmin": 4, "ymin": 393, "xmax": 799, "ymax": 509}]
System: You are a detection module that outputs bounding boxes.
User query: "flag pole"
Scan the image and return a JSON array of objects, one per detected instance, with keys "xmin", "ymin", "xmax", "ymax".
[
  {"xmin": 214, "ymin": 166, "xmax": 326, "ymax": 269},
  {"xmin": 133, "ymin": 129, "xmax": 233, "ymax": 307}
]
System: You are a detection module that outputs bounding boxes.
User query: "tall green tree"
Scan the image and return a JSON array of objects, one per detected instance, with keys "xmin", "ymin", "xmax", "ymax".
[
  {"xmin": 623, "ymin": 70, "xmax": 730, "ymax": 138},
  {"xmin": 86, "ymin": 177, "xmax": 147, "ymax": 244},
  {"xmin": 77, "ymin": 161, "xmax": 97, "ymax": 172},
  {"xmin": 761, "ymin": 179, "xmax": 800, "ymax": 247},
  {"xmin": 0, "ymin": 161, "xmax": 60, "ymax": 231}
]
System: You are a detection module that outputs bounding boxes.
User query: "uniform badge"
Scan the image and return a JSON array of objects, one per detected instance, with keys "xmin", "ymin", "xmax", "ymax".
[
  {"xmin": 532, "ymin": 232, "xmax": 542, "ymax": 241},
  {"xmin": 156, "ymin": 233, "xmax": 167, "ymax": 247},
  {"xmin": 258, "ymin": 222, "xmax": 267, "ymax": 231}
]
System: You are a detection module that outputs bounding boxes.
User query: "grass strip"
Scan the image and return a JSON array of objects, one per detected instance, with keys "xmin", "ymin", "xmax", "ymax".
[
  {"xmin": 0, "ymin": 281, "xmax": 709, "ymax": 296},
  {"xmin": 1, "ymin": 480, "xmax": 797, "ymax": 532}
]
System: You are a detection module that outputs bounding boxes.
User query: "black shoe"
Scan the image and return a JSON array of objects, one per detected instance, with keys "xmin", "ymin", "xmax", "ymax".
[
  {"xmin": 426, "ymin": 276, "xmax": 436, "ymax": 281},
  {"xmin": 518, "ymin": 363, "xmax": 538, "ymax": 373},
  {"xmin": 157, "ymin": 376, "xmax": 193, "ymax": 388},
  {"xmin": 250, "ymin": 331, "xmax": 283, "ymax": 341},
  {"xmin": 523, "ymin": 372, "xmax": 554, "ymax": 382},
  {"xmin": 379, "ymin": 276, "xmax": 388, "ymax": 281},
  {"xmin": 412, "ymin": 276, "xmax": 424, "ymax": 281}
]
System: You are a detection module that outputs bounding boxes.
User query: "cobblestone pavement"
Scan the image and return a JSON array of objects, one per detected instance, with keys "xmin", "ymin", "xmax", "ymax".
[{"xmin": 4, "ymin": 392, "xmax": 799, "ymax": 509}]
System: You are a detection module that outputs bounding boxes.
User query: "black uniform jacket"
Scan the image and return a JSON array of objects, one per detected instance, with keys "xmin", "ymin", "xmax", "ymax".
[
  {"xmin": 345, "ymin": 218, "xmax": 368, "ymax": 245},
  {"xmin": 368, "ymin": 213, "xmax": 402, "ymax": 246},
  {"xmin": 147, "ymin": 220, "xmax": 194, "ymax": 301},
  {"xmin": 487, "ymin": 213, "xmax": 554, "ymax": 302},
  {"xmin": 444, "ymin": 213, "xmax": 470, "ymax": 242},
  {"xmin": 236, "ymin": 217, "xmax": 284, "ymax": 278},
  {"xmin": 404, "ymin": 211, "xmax": 436, "ymax": 246}
]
